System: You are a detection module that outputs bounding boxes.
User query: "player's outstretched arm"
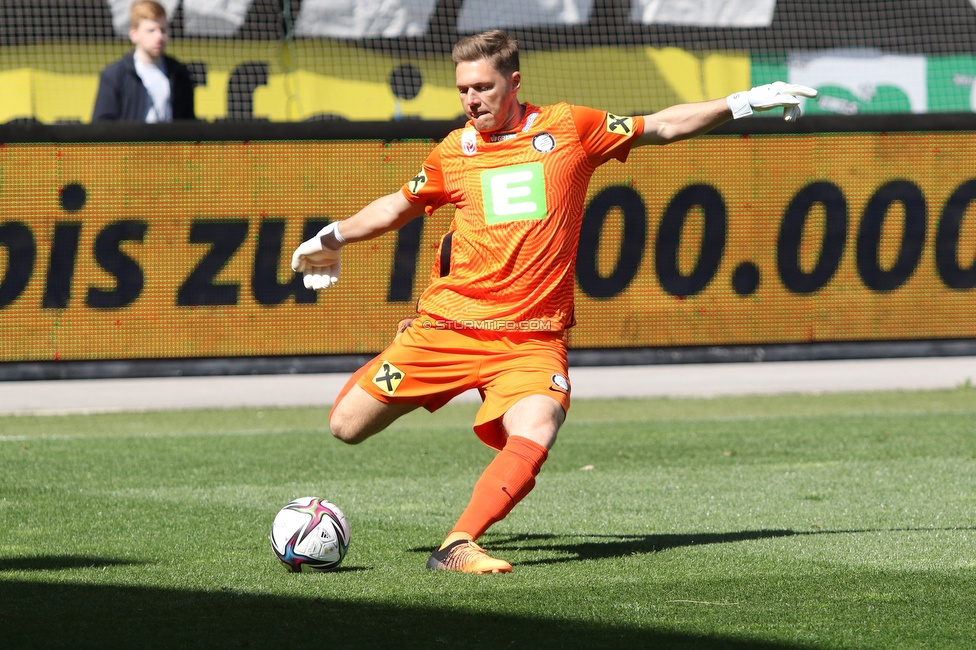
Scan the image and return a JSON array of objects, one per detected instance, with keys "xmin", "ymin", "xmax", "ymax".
[
  {"xmin": 636, "ymin": 82, "xmax": 817, "ymax": 147},
  {"xmin": 291, "ymin": 191, "xmax": 425, "ymax": 290},
  {"xmin": 334, "ymin": 191, "xmax": 426, "ymax": 244},
  {"xmin": 636, "ymin": 97, "xmax": 731, "ymax": 147}
]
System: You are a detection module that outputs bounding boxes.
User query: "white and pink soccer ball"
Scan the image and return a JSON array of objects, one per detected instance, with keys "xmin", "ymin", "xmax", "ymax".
[{"xmin": 270, "ymin": 497, "xmax": 350, "ymax": 572}]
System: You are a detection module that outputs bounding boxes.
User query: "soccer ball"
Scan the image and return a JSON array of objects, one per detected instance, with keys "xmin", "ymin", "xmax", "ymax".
[{"xmin": 270, "ymin": 497, "xmax": 350, "ymax": 572}]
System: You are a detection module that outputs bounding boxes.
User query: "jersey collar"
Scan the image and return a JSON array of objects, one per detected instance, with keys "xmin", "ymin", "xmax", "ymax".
[{"xmin": 477, "ymin": 103, "xmax": 541, "ymax": 141}]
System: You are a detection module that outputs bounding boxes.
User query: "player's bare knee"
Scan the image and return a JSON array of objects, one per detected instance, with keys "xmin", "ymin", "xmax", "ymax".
[
  {"xmin": 501, "ymin": 397, "xmax": 564, "ymax": 449},
  {"xmin": 328, "ymin": 411, "xmax": 364, "ymax": 444}
]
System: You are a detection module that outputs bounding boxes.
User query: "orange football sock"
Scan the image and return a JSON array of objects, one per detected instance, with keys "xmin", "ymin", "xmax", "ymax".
[{"xmin": 447, "ymin": 435, "xmax": 549, "ymax": 543}]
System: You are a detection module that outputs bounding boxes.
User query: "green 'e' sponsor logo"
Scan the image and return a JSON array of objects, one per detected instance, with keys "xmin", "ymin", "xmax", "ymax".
[{"xmin": 481, "ymin": 163, "xmax": 547, "ymax": 224}]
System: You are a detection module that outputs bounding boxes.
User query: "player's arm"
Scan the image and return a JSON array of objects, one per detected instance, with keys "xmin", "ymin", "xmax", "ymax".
[
  {"xmin": 291, "ymin": 191, "xmax": 425, "ymax": 290},
  {"xmin": 332, "ymin": 190, "xmax": 426, "ymax": 244},
  {"xmin": 635, "ymin": 82, "xmax": 818, "ymax": 147},
  {"xmin": 635, "ymin": 97, "xmax": 731, "ymax": 147}
]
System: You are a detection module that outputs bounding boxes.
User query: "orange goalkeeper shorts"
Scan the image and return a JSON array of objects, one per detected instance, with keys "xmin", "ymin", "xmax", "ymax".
[{"xmin": 332, "ymin": 316, "xmax": 571, "ymax": 451}]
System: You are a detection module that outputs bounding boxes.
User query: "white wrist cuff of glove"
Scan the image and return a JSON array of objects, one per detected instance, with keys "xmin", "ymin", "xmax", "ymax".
[
  {"xmin": 317, "ymin": 222, "xmax": 346, "ymax": 250},
  {"xmin": 726, "ymin": 91, "xmax": 753, "ymax": 119}
]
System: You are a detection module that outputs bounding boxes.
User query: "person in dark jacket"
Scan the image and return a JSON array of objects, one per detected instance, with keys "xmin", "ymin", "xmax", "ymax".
[{"xmin": 92, "ymin": 0, "xmax": 195, "ymax": 122}]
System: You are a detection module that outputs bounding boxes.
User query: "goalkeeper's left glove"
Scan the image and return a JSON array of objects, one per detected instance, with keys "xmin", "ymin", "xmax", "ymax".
[
  {"xmin": 291, "ymin": 222, "xmax": 344, "ymax": 290},
  {"xmin": 726, "ymin": 82, "xmax": 818, "ymax": 122}
]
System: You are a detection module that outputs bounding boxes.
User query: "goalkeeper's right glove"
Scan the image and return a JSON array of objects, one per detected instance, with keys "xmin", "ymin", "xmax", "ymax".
[
  {"xmin": 291, "ymin": 222, "xmax": 344, "ymax": 290},
  {"xmin": 727, "ymin": 82, "xmax": 818, "ymax": 122}
]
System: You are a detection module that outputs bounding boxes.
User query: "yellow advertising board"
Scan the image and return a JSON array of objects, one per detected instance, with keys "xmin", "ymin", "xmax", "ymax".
[
  {"xmin": 2, "ymin": 132, "xmax": 976, "ymax": 363},
  {"xmin": 0, "ymin": 43, "xmax": 741, "ymax": 124}
]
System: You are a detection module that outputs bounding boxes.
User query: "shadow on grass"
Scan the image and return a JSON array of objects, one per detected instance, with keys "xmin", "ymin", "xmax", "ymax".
[
  {"xmin": 487, "ymin": 529, "xmax": 798, "ymax": 566},
  {"xmin": 0, "ymin": 556, "xmax": 146, "ymax": 572},
  {"xmin": 472, "ymin": 526, "xmax": 976, "ymax": 567},
  {"xmin": 0, "ymin": 574, "xmax": 819, "ymax": 650}
]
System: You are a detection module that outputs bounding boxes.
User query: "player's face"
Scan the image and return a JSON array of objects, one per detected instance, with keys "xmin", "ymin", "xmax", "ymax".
[
  {"xmin": 456, "ymin": 58, "xmax": 522, "ymax": 134},
  {"xmin": 130, "ymin": 18, "xmax": 168, "ymax": 63}
]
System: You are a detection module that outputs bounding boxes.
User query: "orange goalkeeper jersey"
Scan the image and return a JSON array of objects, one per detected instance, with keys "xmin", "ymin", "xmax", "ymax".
[{"xmin": 401, "ymin": 102, "xmax": 644, "ymax": 332}]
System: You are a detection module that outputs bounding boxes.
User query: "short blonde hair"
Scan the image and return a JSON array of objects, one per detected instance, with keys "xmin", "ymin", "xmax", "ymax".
[
  {"xmin": 130, "ymin": 0, "xmax": 167, "ymax": 29},
  {"xmin": 452, "ymin": 30, "xmax": 520, "ymax": 77}
]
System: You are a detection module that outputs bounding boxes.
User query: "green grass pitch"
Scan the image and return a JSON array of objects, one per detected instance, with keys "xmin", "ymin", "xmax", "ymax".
[{"xmin": 2, "ymin": 389, "xmax": 975, "ymax": 649}]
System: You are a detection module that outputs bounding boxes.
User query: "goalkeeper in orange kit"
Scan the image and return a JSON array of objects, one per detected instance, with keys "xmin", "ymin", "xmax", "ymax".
[{"xmin": 292, "ymin": 30, "xmax": 816, "ymax": 573}]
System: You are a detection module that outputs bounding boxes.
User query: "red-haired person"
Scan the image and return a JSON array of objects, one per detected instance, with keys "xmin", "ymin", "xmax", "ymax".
[{"xmin": 92, "ymin": 0, "xmax": 195, "ymax": 122}]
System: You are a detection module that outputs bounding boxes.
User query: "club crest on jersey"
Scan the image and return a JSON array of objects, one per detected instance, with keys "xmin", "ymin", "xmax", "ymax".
[
  {"xmin": 532, "ymin": 132, "xmax": 556, "ymax": 153},
  {"xmin": 550, "ymin": 373, "xmax": 570, "ymax": 393},
  {"xmin": 407, "ymin": 169, "xmax": 427, "ymax": 194},
  {"xmin": 373, "ymin": 361, "xmax": 405, "ymax": 395},
  {"xmin": 461, "ymin": 128, "xmax": 478, "ymax": 155},
  {"xmin": 606, "ymin": 113, "xmax": 634, "ymax": 136}
]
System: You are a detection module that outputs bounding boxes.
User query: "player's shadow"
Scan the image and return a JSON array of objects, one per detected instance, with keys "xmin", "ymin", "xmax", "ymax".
[
  {"xmin": 473, "ymin": 526, "xmax": 976, "ymax": 567},
  {"xmin": 479, "ymin": 529, "xmax": 797, "ymax": 566},
  {"xmin": 409, "ymin": 529, "xmax": 794, "ymax": 562}
]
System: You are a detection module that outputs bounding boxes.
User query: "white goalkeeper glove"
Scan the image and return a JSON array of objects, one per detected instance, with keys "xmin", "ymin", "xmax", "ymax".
[
  {"xmin": 726, "ymin": 82, "xmax": 818, "ymax": 122},
  {"xmin": 291, "ymin": 222, "xmax": 344, "ymax": 290}
]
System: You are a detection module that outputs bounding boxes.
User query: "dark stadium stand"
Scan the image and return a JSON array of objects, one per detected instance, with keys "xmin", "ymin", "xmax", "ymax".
[{"xmin": 3, "ymin": 0, "xmax": 976, "ymax": 54}]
